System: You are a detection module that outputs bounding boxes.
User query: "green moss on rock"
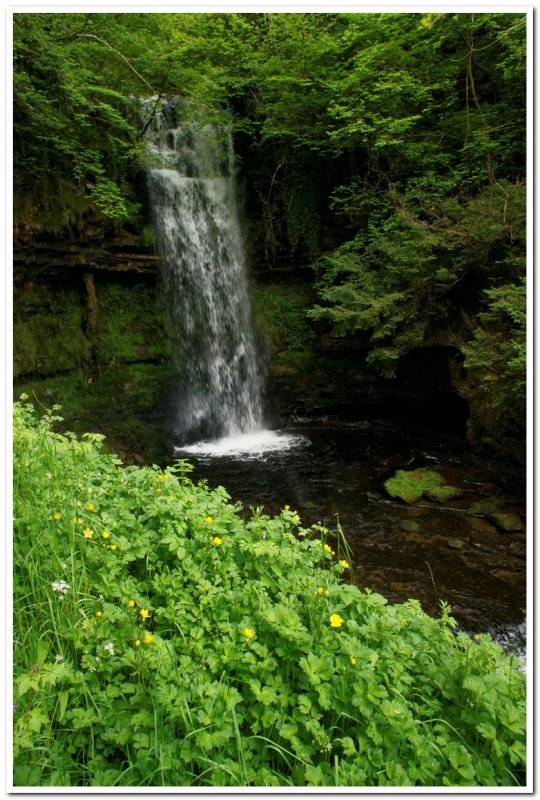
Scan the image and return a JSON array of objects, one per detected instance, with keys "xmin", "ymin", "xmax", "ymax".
[
  {"xmin": 448, "ymin": 538, "xmax": 465, "ymax": 549},
  {"xmin": 488, "ymin": 512, "xmax": 522, "ymax": 532},
  {"xmin": 400, "ymin": 520, "xmax": 420, "ymax": 532},
  {"xmin": 95, "ymin": 283, "xmax": 170, "ymax": 364},
  {"xmin": 384, "ymin": 468, "xmax": 462, "ymax": 505},
  {"xmin": 467, "ymin": 496, "xmax": 505, "ymax": 516},
  {"xmin": 14, "ymin": 285, "xmax": 90, "ymax": 377},
  {"xmin": 425, "ymin": 484, "xmax": 464, "ymax": 503},
  {"xmin": 15, "ymin": 361, "xmax": 171, "ymax": 462}
]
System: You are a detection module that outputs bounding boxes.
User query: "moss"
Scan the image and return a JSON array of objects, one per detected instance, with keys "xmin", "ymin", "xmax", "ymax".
[
  {"xmin": 15, "ymin": 361, "xmax": 171, "ymax": 461},
  {"xmin": 425, "ymin": 484, "xmax": 464, "ymax": 503},
  {"xmin": 94, "ymin": 283, "xmax": 170, "ymax": 365},
  {"xmin": 13, "ymin": 285, "xmax": 90, "ymax": 377},
  {"xmin": 488, "ymin": 513, "xmax": 522, "ymax": 532},
  {"xmin": 253, "ymin": 283, "xmax": 316, "ymax": 353},
  {"xmin": 468, "ymin": 496, "xmax": 505, "ymax": 516},
  {"xmin": 138, "ymin": 226, "xmax": 155, "ymax": 249},
  {"xmin": 14, "ymin": 279, "xmax": 171, "ymax": 379},
  {"xmin": 384, "ymin": 468, "xmax": 462, "ymax": 505},
  {"xmin": 400, "ymin": 520, "xmax": 420, "ymax": 532}
]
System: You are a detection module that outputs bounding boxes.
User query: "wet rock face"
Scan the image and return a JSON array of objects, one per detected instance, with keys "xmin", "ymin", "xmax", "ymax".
[{"xmin": 14, "ymin": 232, "xmax": 159, "ymax": 279}]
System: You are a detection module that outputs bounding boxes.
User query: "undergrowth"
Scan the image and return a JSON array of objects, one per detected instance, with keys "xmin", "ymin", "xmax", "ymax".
[{"xmin": 13, "ymin": 398, "xmax": 526, "ymax": 787}]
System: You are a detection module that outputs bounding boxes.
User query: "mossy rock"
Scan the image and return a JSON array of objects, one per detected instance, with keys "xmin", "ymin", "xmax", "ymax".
[
  {"xmin": 384, "ymin": 468, "xmax": 462, "ymax": 505},
  {"xmin": 425, "ymin": 484, "xmax": 464, "ymax": 503},
  {"xmin": 400, "ymin": 520, "xmax": 420, "ymax": 532},
  {"xmin": 467, "ymin": 496, "xmax": 505, "ymax": 516},
  {"xmin": 488, "ymin": 513, "xmax": 522, "ymax": 533},
  {"xmin": 448, "ymin": 538, "xmax": 465, "ymax": 550}
]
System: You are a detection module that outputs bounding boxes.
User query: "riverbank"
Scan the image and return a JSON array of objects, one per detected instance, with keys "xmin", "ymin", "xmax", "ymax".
[{"xmin": 13, "ymin": 399, "xmax": 527, "ymax": 787}]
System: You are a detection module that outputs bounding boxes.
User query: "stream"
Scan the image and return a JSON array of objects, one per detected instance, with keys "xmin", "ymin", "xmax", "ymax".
[{"xmin": 166, "ymin": 411, "xmax": 526, "ymax": 655}]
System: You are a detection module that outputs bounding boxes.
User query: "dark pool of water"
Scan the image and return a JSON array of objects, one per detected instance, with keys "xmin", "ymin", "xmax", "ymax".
[{"xmin": 165, "ymin": 415, "xmax": 526, "ymax": 637}]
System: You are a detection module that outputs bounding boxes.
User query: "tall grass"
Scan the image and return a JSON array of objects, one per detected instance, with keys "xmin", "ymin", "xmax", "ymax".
[{"xmin": 13, "ymin": 398, "xmax": 526, "ymax": 787}]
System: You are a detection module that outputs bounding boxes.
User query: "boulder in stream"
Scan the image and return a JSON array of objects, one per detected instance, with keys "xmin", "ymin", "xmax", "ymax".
[
  {"xmin": 400, "ymin": 520, "xmax": 420, "ymax": 532},
  {"xmin": 489, "ymin": 512, "xmax": 522, "ymax": 533},
  {"xmin": 448, "ymin": 538, "xmax": 465, "ymax": 549},
  {"xmin": 467, "ymin": 496, "xmax": 505, "ymax": 516},
  {"xmin": 384, "ymin": 468, "xmax": 463, "ymax": 504}
]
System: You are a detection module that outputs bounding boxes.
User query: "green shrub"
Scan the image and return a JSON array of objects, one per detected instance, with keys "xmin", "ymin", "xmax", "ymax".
[{"xmin": 13, "ymin": 400, "xmax": 526, "ymax": 787}]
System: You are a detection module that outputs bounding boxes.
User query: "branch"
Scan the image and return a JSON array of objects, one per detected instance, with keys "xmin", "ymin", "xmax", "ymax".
[
  {"xmin": 139, "ymin": 94, "xmax": 163, "ymax": 139},
  {"xmin": 54, "ymin": 15, "xmax": 91, "ymax": 42},
  {"xmin": 76, "ymin": 33, "xmax": 156, "ymax": 95}
]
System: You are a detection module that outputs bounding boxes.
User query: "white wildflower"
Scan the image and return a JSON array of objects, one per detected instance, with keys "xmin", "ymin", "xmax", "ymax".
[
  {"xmin": 55, "ymin": 654, "xmax": 64, "ymax": 663},
  {"xmin": 104, "ymin": 642, "xmax": 115, "ymax": 656},
  {"xmin": 51, "ymin": 580, "xmax": 70, "ymax": 595}
]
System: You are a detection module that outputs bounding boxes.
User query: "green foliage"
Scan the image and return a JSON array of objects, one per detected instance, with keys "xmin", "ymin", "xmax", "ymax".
[
  {"xmin": 13, "ymin": 11, "xmax": 526, "ymax": 445},
  {"xmin": 13, "ymin": 13, "xmax": 145, "ymax": 230},
  {"xmin": 463, "ymin": 278, "xmax": 526, "ymax": 434},
  {"xmin": 309, "ymin": 179, "xmax": 525, "ymax": 378},
  {"xmin": 252, "ymin": 283, "xmax": 316, "ymax": 370},
  {"xmin": 384, "ymin": 469, "xmax": 463, "ymax": 505},
  {"xmin": 14, "ymin": 401, "xmax": 526, "ymax": 787}
]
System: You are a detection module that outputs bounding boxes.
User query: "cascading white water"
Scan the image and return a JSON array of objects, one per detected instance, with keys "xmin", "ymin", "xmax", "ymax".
[{"xmin": 143, "ymin": 99, "xmax": 267, "ymax": 444}]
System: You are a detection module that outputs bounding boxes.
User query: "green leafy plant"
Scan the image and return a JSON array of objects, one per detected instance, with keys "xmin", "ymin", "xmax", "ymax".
[{"xmin": 13, "ymin": 400, "xmax": 526, "ymax": 787}]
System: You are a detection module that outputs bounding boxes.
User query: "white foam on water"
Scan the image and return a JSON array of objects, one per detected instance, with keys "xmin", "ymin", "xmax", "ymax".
[{"xmin": 174, "ymin": 430, "xmax": 306, "ymax": 458}]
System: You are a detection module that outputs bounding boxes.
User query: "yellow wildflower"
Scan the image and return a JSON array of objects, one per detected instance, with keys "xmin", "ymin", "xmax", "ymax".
[
  {"xmin": 284, "ymin": 505, "xmax": 290, "ymax": 511},
  {"xmin": 473, "ymin": 634, "xmax": 481, "ymax": 641},
  {"xmin": 109, "ymin": 544, "xmax": 117, "ymax": 551},
  {"xmin": 205, "ymin": 516, "xmax": 213, "ymax": 524},
  {"xmin": 53, "ymin": 513, "xmax": 61, "ymax": 520},
  {"xmin": 324, "ymin": 590, "xmax": 330, "ymax": 596},
  {"xmin": 244, "ymin": 627, "xmax": 255, "ymax": 639},
  {"xmin": 96, "ymin": 611, "xmax": 102, "ymax": 618},
  {"xmin": 102, "ymin": 531, "xmax": 110, "ymax": 539},
  {"xmin": 139, "ymin": 608, "xmax": 151, "ymax": 620},
  {"xmin": 339, "ymin": 559, "xmax": 349, "ymax": 568},
  {"xmin": 316, "ymin": 587, "xmax": 324, "ymax": 594},
  {"xmin": 292, "ymin": 512, "xmax": 301, "ymax": 523},
  {"xmin": 162, "ymin": 474, "xmax": 170, "ymax": 481},
  {"xmin": 143, "ymin": 634, "xmax": 153, "ymax": 645},
  {"xmin": 87, "ymin": 503, "xmax": 95, "ymax": 511},
  {"xmin": 330, "ymin": 613, "xmax": 344, "ymax": 628},
  {"xmin": 135, "ymin": 640, "xmax": 141, "ymax": 647},
  {"xmin": 128, "ymin": 600, "xmax": 135, "ymax": 608},
  {"xmin": 83, "ymin": 528, "xmax": 93, "ymax": 539},
  {"xmin": 213, "ymin": 536, "xmax": 223, "ymax": 546},
  {"xmin": 155, "ymin": 488, "xmax": 161, "ymax": 493},
  {"xmin": 73, "ymin": 517, "xmax": 82, "ymax": 525},
  {"xmin": 350, "ymin": 657, "xmax": 357, "ymax": 665}
]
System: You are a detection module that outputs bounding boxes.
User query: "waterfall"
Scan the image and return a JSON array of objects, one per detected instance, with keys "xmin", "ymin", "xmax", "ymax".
[{"xmin": 143, "ymin": 99, "xmax": 266, "ymax": 444}]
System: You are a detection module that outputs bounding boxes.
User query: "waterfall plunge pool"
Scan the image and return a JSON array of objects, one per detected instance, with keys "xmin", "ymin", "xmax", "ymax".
[
  {"xmin": 166, "ymin": 412, "xmax": 526, "ymax": 655},
  {"xmin": 175, "ymin": 429, "xmax": 308, "ymax": 458}
]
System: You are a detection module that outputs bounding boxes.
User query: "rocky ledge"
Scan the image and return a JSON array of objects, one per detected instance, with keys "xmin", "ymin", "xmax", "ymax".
[{"xmin": 14, "ymin": 232, "xmax": 159, "ymax": 279}]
